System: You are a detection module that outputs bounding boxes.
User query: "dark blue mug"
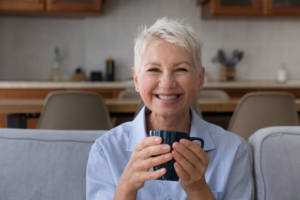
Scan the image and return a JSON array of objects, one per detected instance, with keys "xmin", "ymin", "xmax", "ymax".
[{"xmin": 149, "ymin": 130, "xmax": 204, "ymax": 181}]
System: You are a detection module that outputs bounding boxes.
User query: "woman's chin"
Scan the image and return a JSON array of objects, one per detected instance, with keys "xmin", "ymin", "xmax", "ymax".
[{"xmin": 151, "ymin": 109, "xmax": 189, "ymax": 119}]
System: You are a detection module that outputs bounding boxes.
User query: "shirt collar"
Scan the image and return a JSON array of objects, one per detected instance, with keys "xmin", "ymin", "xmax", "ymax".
[
  {"xmin": 127, "ymin": 106, "xmax": 215, "ymax": 152},
  {"xmin": 189, "ymin": 109, "xmax": 215, "ymax": 151}
]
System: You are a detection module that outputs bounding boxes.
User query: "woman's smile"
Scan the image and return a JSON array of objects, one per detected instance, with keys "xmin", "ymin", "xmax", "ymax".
[
  {"xmin": 156, "ymin": 94, "xmax": 179, "ymax": 100},
  {"xmin": 154, "ymin": 93, "xmax": 182, "ymax": 104}
]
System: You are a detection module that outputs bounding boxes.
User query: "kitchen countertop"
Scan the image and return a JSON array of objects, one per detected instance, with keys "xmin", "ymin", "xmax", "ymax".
[
  {"xmin": 204, "ymin": 80, "xmax": 300, "ymax": 89},
  {"xmin": 0, "ymin": 80, "xmax": 300, "ymax": 89},
  {"xmin": 0, "ymin": 81, "xmax": 135, "ymax": 89}
]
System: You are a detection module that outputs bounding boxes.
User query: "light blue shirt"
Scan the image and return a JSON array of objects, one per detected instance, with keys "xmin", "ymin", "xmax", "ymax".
[{"xmin": 86, "ymin": 107, "xmax": 253, "ymax": 200}]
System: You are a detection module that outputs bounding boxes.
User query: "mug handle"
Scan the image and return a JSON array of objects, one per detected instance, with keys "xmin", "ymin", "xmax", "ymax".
[{"xmin": 190, "ymin": 137, "xmax": 204, "ymax": 149}]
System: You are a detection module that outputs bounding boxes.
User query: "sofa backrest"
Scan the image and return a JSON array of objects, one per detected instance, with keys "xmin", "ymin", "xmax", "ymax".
[
  {"xmin": 0, "ymin": 128, "xmax": 106, "ymax": 200},
  {"xmin": 249, "ymin": 126, "xmax": 300, "ymax": 200}
]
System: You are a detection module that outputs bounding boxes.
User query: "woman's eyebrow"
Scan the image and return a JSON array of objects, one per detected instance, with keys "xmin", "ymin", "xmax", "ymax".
[
  {"xmin": 174, "ymin": 61, "xmax": 191, "ymax": 66},
  {"xmin": 144, "ymin": 62, "xmax": 161, "ymax": 67}
]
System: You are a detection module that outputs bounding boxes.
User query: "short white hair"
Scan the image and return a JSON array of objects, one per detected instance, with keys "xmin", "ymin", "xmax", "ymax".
[{"xmin": 134, "ymin": 17, "xmax": 203, "ymax": 73}]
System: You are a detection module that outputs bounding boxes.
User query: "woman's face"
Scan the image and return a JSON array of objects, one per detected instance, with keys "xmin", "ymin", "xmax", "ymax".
[{"xmin": 133, "ymin": 39, "xmax": 204, "ymax": 119}]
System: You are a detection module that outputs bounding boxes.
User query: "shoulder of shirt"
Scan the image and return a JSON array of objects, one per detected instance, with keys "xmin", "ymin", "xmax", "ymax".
[
  {"xmin": 202, "ymin": 120, "xmax": 250, "ymax": 154},
  {"xmin": 91, "ymin": 121, "xmax": 132, "ymax": 152}
]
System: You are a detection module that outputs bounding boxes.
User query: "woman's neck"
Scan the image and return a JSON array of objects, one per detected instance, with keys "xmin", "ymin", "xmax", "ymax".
[{"xmin": 146, "ymin": 110, "xmax": 191, "ymax": 135}]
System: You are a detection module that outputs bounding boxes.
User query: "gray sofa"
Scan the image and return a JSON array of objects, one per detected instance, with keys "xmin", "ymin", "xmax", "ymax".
[
  {"xmin": 1, "ymin": 127, "xmax": 300, "ymax": 200},
  {"xmin": 249, "ymin": 126, "xmax": 300, "ymax": 200},
  {"xmin": 0, "ymin": 128, "xmax": 105, "ymax": 200}
]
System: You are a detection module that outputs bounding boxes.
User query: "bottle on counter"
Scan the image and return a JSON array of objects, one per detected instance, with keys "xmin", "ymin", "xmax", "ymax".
[
  {"xmin": 106, "ymin": 55, "xmax": 115, "ymax": 81},
  {"xmin": 52, "ymin": 47, "xmax": 63, "ymax": 81},
  {"xmin": 277, "ymin": 63, "xmax": 287, "ymax": 83}
]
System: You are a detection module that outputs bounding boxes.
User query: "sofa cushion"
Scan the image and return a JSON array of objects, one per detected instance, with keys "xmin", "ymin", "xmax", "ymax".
[
  {"xmin": 0, "ymin": 128, "xmax": 106, "ymax": 200},
  {"xmin": 249, "ymin": 126, "xmax": 300, "ymax": 200}
]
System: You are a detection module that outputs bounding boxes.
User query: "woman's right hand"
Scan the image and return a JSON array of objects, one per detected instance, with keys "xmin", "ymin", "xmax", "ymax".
[{"xmin": 114, "ymin": 136, "xmax": 172, "ymax": 199}]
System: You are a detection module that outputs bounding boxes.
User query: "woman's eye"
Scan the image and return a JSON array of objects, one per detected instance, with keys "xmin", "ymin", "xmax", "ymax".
[
  {"xmin": 176, "ymin": 68, "xmax": 188, "ymax": 72},
  {"xmin": 148, "ymin": 68, "xmax": 159, "ymax": 72}
]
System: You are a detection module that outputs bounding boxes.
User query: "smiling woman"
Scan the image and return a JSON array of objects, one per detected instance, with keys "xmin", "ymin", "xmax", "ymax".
[
  {"xmin": 133, "ymin": 39, "xmax": 204, "ymax": 134},
  {"xmin": 86, "ymin": 18, "xmax": 253, "ymax": 200}
]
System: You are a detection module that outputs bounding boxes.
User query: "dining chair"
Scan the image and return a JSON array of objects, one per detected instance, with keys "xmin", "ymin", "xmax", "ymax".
[
  {"xmin": 198, "ymin": 89, "xmax": 230, "ymax": 100},
  {"xmin": 228, "ymin": 92, "xmax": 299, "ymax": 141},
  {"xmin": 197, "ymin": 89, "xmax": 230, "ymax": 129},
  {"xmin": 37, "ymin": 91, "xmax": 112, "ymax": 130},
  {"xmin": 118, "ymin": 90, "xmax": 141, "ymax": 99},
  {"xmin": 249, "ymin": 126, "xmax": 300, "ymax": 200},
  {"xmin": 113, "ymin": 90, "xmax": 142, "ymax": 126}
]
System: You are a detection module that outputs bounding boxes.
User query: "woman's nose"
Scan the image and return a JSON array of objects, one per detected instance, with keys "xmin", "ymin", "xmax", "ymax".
[{"xmin": 158, "ymin": 73, "xmax": 176, "ymax": 89}]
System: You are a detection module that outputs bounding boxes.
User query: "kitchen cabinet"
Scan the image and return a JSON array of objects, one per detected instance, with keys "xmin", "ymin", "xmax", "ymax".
[
  {"xmin": 0, "ymin": 0, "xmax": 102, "ymax": 14},
  {"xmin": 46, "ymin": 0, "xmax": 102, "ymax": 13},
  {"xmin": 200, "ymin": 0, "xmax": 262, "ymax": 17},
  {"xmin": 264, "ymin": 0, "xmax": 300, "ymax": 16},
  {"xmin": 199, "ymin": 0, "xmax": 300, "ymax": 18},
  {"xmin": 0, "ymin": 0, "xmax": 44, "ymax": 12}
]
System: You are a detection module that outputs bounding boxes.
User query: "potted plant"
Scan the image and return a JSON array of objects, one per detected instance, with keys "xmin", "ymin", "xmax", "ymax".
[{"xmin": 213, "ymin": 49, "xmax": 244, "ymax": 81}]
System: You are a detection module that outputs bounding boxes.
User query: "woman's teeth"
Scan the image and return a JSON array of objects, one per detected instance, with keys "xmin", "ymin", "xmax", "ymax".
[{"xmin": 157, "ymin": 95, "xmax": 178, "ymax": 100}]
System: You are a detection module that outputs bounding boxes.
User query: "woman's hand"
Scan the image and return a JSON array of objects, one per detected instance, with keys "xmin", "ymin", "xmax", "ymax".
[
  {"xmin": 114, "ymin": 136, "xmax": 173, "ymax": 200},
  {"xmin": 172, "ymin": 139, "xmax": 215, "ymax": 200}
]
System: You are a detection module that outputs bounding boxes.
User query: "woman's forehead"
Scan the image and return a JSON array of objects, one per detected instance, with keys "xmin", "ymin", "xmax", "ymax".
[{"xmin": 141, "ymin": 40, "xmax": 193, "ymax": 65}]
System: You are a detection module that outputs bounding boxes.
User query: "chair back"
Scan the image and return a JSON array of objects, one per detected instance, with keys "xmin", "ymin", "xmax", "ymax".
[
  {"xmin": 197, "ymin": 90, "xmax": 230, "ymax": 128},
  {"xmin": 118, "ymin": 90, "xmax": 141, "ymax": 99},
  {"xmin": 198, "ymin": 90, "xmax": 230, "ymax": 100},
  {"xmin": 37, "ymin": 91, "xmax": 111, "ymax": 130},
  {"xmin": 113, "ymin": 90, "xmax": 142, "ymax": 126},
  {"xmin": 249, "ymin": 126, "xmax": 300, "ymax": 200},
  {"xmin": 228, "ymin": 92, "xmax": 299, "ymax": 141}
]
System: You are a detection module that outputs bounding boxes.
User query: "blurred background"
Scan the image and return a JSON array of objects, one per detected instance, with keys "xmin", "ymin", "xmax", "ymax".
[
  {"xmin": 1, "ymin": 0, "xmax": 300, "ymax": 81},
  {"xmin": 1, "ymin": 0, "xmax": 300, "ymax": 130}
]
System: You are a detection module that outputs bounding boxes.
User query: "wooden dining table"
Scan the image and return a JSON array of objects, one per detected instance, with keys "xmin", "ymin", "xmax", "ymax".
[
  {"xmin": 1, "ymin": 98, "xmax": 300, "ymax": 128},
  {"xmin": 0, "ymin": 98, "xmax": 240, "ymax": 113}
]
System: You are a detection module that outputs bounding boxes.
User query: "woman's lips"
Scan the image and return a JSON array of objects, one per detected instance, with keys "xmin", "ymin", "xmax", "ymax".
[
  {"xmin": 156, "ymin": 94, "xmax": 180, "ymax": 100},
  {"xmin": 154, "ymin": 94, "xmax": 182, "ymax": 104}
]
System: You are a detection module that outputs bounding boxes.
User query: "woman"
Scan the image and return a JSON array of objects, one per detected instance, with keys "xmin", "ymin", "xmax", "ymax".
[{"xmin": 86, "ymin": 18, "xmax": 253, "ymax": 200}]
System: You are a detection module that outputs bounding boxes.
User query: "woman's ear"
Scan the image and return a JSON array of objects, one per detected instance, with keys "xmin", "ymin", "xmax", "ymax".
[
  {"xmin": 197, "ymin": 67, "xmax": 205, "ymax": 94},
  {"xmin": 132, "ymin": 67, "xmax": 140, "ymax": 92}
]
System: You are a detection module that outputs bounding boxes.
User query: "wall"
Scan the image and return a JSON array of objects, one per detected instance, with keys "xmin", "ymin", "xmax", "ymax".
[{"xmin": 0, "ymin": 0, "xmax": 300, "ymax": 81}]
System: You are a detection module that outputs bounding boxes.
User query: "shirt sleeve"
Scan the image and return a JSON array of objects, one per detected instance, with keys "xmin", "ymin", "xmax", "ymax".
[
  {"xmin": 86, "ymin": 145, "xmax": 116, "ymax": 200},
  {"xmin": 223, "ymin": 143, "xmax": 254, "ymax": 200}
]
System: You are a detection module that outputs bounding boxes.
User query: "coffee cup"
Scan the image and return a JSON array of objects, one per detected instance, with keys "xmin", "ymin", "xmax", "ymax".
[{"xmin": 149, "ymin": 130, "xmax": 204, "ymax": 181}]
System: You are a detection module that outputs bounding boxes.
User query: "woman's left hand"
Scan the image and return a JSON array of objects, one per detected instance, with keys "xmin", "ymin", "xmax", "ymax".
[{"xmin": 172, "ymin": 139, "xmax": 212, "ymax": 199}]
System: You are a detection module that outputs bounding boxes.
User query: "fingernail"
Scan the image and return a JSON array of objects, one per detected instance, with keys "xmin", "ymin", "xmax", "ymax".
[
  {"xmin": 162, "ymin": 145, "xmax": 169, "ymax": 150},
  {"xmin": 165, "ymin": 153, "xmax": 171, "ymax": 159},
  {"xmin": 159, "ymin": 168, "xmax": 165, "ymax": 172},
  {"xmin": 154, "ymin": 137, "xmax": 160, "ymax": 142},
  {"xmin": 180, "ymin": 139, "xmax": 187, "ymax": 145}
]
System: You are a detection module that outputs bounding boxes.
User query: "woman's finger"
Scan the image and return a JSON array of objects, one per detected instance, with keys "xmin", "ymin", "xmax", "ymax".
[
  {"xmin": 141, "ymin": 168, "xmax": 167, "ymax": 181},
  {"xmin": 134, "ymin": 136, "xmax": 162, "ymax": 151},
  {"xmin": 179, "ymin": 139, "xmax": 209, "ymax": 164},
  {"xmin": 135, "ymin": 152, "xmax": 173, "ymax": 170},
  {"xmin": 139, "ymin": 144, "xmax": 171, "ymax": 159},
  {"xmin": 174, "ymin": 162, "xmax": 189, "ymax": 181},
  {"xmin": 180, "ymin": 139, "xmax": 207, "ymax": 160},
  {"xmin": 172, "ymin": 149, "xmax": 195, "ymax": 177},
  {"xmin": 172, "ymin": 141, "xmax": 201, "ymax": 168}
]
